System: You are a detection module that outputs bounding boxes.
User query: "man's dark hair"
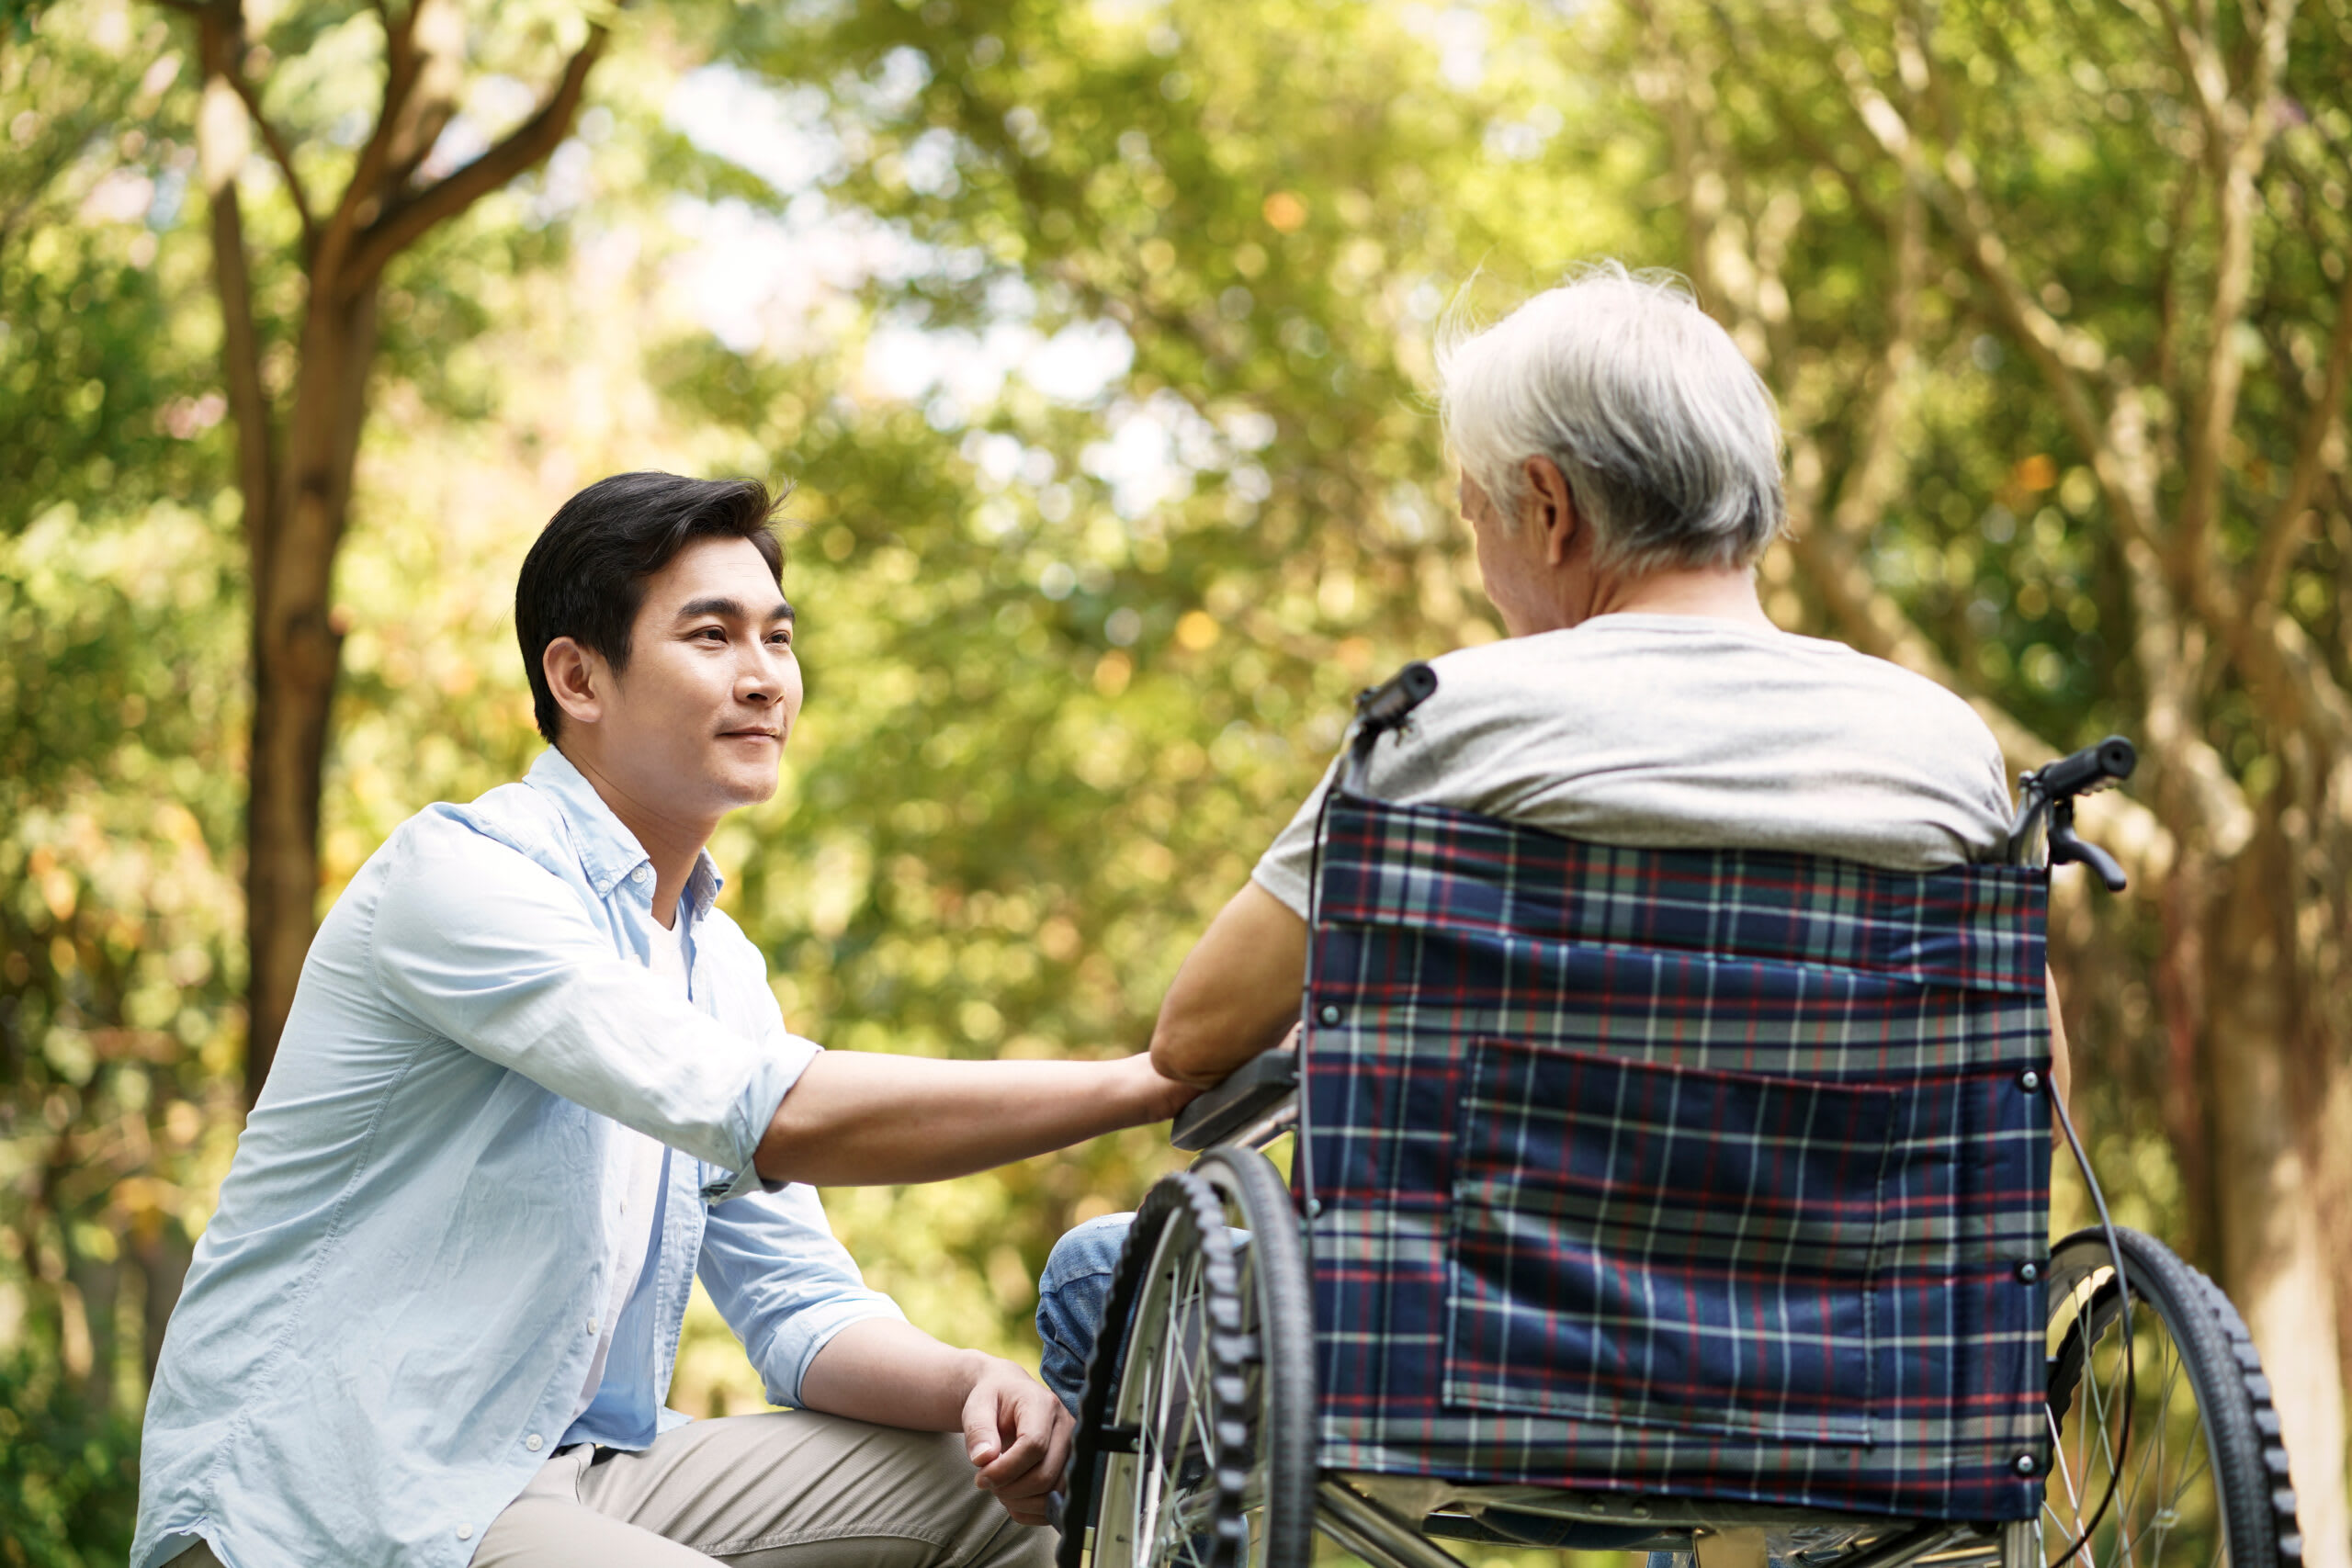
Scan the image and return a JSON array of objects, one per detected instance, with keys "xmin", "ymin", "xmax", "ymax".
[{"xmin": 516, "ymin": 472, "xmax": 786, "ymax": 743}]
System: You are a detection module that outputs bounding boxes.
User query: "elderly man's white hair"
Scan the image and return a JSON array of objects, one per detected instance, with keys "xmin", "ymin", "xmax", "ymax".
[{"xmin": 1439, "ymin": 262, "xmax": 1787, "ymax": 576}]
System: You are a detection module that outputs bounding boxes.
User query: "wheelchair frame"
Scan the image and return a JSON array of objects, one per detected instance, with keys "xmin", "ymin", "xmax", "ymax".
[{"xmin": 1058, "ymin": 664, "xmax": 2304, "ymax": 1568}]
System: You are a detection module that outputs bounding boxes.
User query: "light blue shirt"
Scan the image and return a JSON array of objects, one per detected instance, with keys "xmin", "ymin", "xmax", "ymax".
[{"xmin": 133, "ymin": 750, "xmax": 905, "ymax": 1568}]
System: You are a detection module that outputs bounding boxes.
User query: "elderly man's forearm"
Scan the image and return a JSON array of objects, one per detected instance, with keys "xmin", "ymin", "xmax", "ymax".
[{"xmin": 753, "ymin": 1051, "xmax": 1189, "ymax": 1186}]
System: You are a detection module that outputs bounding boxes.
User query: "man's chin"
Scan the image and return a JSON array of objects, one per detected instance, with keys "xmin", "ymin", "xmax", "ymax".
[{"xmin": 713, "ymin": 765, "xmax": 783, "ymax": 812}]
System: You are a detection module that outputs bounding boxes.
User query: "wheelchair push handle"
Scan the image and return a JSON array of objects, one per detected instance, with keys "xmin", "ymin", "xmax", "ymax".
[
  {"xmin": 2026, "ymin": 735, "xmax": 2137, "ymax": 802},
  {"xmin": 2008, "ymin": 733, "xmax": 2138, "ymax": 891},
  {"xmin": 1340, "ymin": 662, "xmax": 1440, "ymax": 797},
  {"xmin": 1354, "ymin": 660, "xmax": 1439, "ymax": 735}
]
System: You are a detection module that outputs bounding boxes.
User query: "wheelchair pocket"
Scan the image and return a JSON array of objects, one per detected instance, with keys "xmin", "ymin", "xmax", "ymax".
[{"xmin": 1444, "ymin": 1040, "xmax": 1898, "ymax": 1444}]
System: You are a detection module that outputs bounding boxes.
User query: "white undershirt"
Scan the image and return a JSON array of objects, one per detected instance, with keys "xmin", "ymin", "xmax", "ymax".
[{"xmin": 569, "ymin": 909, "xmax": 686, "ymax": 1425}]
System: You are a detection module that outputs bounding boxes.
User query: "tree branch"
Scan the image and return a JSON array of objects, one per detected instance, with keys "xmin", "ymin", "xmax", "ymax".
[
  {"xmin": 1826, "ymin": 187, "xmax": 1927, "ymax": 542},
  {"xmin": 2150, "ymin": 164, "xmax": 2201, "ymax": 399},
  {"xmin": 335, "ymin": 25, "xmax": 606, "ymax": 298},
  {"xmin": 194, "ymin": 5, "xmax": 277, "ymax": 573},
  {"xmin": 2249, "ymin": 253, "xmax": 2352, "ymax": 612},
  {"xmin": 1830, "ymin": 37, "xmax": 2161, "ymax": 549},
  {"xmin": 2170, "ymin": 0, "xmax": 2300, "ymax": 601},
  {"xmin": 222, "ymin": 62, "xmax": 314, "ymax": 254},
  {"xmin": 314, "ymin": 0, "xmax": 433, "ymax": 282}
]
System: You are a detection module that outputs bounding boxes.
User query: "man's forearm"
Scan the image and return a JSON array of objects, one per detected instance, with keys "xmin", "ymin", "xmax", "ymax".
[
  {"xmin": 754, "ymin": 1051, "xmax": 1190, "ymax": 1187},
  {"xmin": 797, "ymin": 1319, "xmax": 988, "ymax": 1430}
]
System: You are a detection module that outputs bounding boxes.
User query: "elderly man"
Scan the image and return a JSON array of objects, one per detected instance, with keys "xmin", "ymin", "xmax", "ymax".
[{"xmin": 1035, "ymin": 261, "xmax": 2065, "ymax": 1408}]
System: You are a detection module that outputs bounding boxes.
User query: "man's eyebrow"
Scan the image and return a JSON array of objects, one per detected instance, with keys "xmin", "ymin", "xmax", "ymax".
[{"xmin": 675, "ymin": 595, "xmax": 795, "ymax": 623}]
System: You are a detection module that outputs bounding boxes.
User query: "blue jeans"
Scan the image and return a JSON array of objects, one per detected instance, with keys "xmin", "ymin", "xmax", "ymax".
[
  {"xmin": 1035, "ymin": 1212, "xmax": 1254, "ymax": 1413},
  {"xmin": 1035, "ymin": 1214, "xmax": 1136, "ymax": 1414}
]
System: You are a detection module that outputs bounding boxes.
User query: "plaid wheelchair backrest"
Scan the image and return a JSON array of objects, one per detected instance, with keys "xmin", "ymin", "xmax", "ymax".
[{"xmin": 1298, "ymin": 793, "xmax": 2052, "ymax": 1522}]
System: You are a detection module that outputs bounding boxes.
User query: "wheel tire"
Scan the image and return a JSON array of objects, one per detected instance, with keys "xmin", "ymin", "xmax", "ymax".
[
  {"xmin": 1061, "ymin": 1150, "xmax": 1315, "ymax": 1568},
  {"xmin": 1193, "ymin": 1146, "xmax": 1316, "ymax": 1568},
  {"xmin": 2043, "ymin": 1226, "xmax": 2305, "ymax": 1568}
]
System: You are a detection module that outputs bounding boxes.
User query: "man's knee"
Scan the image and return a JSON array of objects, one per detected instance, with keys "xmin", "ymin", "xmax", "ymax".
[{"xmin": 1042, "ymin": 1213, "xmax": 1136, "ymax": 1293}]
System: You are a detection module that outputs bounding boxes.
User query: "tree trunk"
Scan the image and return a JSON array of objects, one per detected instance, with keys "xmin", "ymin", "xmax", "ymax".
[
  {"xmin": 243, "ymin": 284, "xmax": 379, "ymax": 1100},
  {"xmin": 186, "ymin": 0, "xmax": 605, "ymax": 1101},
  {"xmin": 2205, "ymin": 817, "xmax": 2351, "ymax": 1568}
]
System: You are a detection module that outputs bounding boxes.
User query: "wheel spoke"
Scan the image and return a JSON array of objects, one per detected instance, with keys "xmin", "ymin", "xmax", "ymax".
[
  {"xmin": 2115, "ymin": 1314, "xmax": 2183, "ymax": 1558},
  {"xmin": 2047, "ymin": 1403, "xmax": 2089, "ymax": 1559}
]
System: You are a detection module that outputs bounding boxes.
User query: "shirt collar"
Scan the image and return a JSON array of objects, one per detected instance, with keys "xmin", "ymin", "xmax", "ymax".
[{"xmin": 525, "ymin": 747, "xmax": 726, "ymax": 919}]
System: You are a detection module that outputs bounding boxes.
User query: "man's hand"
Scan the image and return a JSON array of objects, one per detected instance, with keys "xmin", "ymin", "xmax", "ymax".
[
  {"xmin": 800, "ymin": 1320, "xmax": 1078, "ymax": 1527},
  {"xmin": 1118, "ymin": 1049, "xmax": 1204, "ymax": 1124},
  {"xmin": 962, "ymin": 1359, "xmax": 1074, "ymax": 1527}
]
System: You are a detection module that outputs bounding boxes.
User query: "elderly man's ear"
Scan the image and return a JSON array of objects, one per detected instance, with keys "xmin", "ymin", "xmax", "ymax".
[{"xmin": 1519, "ymin": 457, "xmax": 1580, "ymax": 566}]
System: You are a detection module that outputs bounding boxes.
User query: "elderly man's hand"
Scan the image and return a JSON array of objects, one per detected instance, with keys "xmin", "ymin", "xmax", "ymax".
[{"xmin": 961, "ymin": 1358, "xmax": 1074, "ymax": 1527}]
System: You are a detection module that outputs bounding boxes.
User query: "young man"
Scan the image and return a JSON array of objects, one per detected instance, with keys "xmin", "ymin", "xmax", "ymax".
[{"xmin": 134, "ymin": 473, "xmax": 1193, "ymax": 1568}]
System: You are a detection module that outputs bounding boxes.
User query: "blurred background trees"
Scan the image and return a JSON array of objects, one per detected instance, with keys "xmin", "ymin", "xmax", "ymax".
[{"xmin": 2, "ymin": 1, "xmax": 2346, "ymax": 1562}]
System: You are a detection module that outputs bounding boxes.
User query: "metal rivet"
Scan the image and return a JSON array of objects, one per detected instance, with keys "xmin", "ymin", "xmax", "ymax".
[
  {"xmin": 2018, "ymin": 1069, "xmax": 2041, "ymax": 1092},
  {"xmin": 2017, "ymin": 1261, "xmax": 2041, "ymax": 1283},
  {"xmin": 1317, "ymin": 1004, "xmax": 1341, "ymax": 1026},
  {"xmin": 2014, "ymin": 1454, "xmax": 2038, "ymax": 1476}
]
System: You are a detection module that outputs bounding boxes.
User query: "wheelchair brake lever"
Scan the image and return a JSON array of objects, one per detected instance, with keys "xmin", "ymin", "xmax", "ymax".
[{"xmin": 2048, "ymin": 805, "xmax": 2127, "ymax": 893}]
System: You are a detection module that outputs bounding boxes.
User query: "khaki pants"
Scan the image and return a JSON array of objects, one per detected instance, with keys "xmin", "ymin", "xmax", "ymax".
[{"xmin": 168, "ymin": 1411, "xmax": 1057, "ymax": 1567}]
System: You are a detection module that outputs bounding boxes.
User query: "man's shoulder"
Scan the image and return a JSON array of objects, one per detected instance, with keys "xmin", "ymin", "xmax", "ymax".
[
  {"xmin": 1428, "ymin": 620, "xmax": 1983, "ymax": 723},
  {"xmin": 327, "ymin": 783, "xmax": 590, "ymax": 937},
  {"xmin": 408, "ymin": 778, "xmax": 583, "ymax": 879}
]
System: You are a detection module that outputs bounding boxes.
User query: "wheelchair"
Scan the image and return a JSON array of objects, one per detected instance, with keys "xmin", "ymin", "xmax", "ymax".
[{"xmin": 1057, "ymin": 664, "xmax": 2305, "ymax": 1568}]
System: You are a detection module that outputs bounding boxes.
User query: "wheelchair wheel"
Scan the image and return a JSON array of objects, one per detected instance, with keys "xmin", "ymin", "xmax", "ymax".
[
  {"xmin": 1061, "ymin": 1148, "xmax": 1315, "ymax": 1568},
  {"xmin": 2043, "ymin": 1226, "xmax": 2304, "ymax": 1568}
]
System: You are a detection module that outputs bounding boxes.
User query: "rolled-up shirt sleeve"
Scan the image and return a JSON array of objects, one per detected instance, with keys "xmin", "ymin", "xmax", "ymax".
[
  {"xmin": 368, "ymin": 814, "xmax": 814, "ymax": 1185},
  {"xmin": 698, "ymin": 1183, "xmax": 906, "ymax": 1409}
]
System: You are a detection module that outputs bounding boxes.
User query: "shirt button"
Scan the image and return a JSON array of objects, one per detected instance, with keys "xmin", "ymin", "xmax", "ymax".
[
  {"xmin": 457, "ymin": 1525, "xmax": 473, "ymax": 1541},
  {"xmin": 587, "ymin": 1318, "xmax": 600, "ymax": 1337},
  {"xmin": 526, "ymin": 1433, "xmax": 544, "ymax": 1451},
  {"xmin": 631, "ymin": 865, "xmax": 650, "ymax": 884}
]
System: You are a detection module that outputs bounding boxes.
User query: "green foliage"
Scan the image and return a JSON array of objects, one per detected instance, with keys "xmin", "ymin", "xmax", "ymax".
[
  {"xmin": 0, "ymin": 1350, "xmax": 140, "ymax": 1568},
  {"xmin": 6, "ymin": 0, "xmax": 2347, "ymax": 1546}
]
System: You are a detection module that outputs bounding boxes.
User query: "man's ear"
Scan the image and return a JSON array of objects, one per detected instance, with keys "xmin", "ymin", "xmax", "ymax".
[
  {"xmin": 1520, "ymin": 457, "xmax": 1579, "ymax": 566},
  {"xmin": 542, "ymin": 637, "xmax": 607, "ymax": 730}
]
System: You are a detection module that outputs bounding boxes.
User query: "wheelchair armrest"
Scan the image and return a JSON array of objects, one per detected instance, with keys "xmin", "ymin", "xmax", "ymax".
[{"xmin": 1169, "ymin": 1043, "xmax": 1298, "ymax": 1152}]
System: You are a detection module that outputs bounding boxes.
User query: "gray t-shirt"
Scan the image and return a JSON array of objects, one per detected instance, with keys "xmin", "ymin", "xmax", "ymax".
[{"xmin": 1252, "ymin": 615, "xmax": 2014, "ymax": 918}]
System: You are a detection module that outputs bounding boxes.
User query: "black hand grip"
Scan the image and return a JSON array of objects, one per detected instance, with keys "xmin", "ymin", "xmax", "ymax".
[
  {"xmin": 1354, "ymin": 661, "xmax": 1439, "ymax": 734},
  {"xmin": 2031, "ymin": 735, "xmax": 2137, "ymax": 800}
]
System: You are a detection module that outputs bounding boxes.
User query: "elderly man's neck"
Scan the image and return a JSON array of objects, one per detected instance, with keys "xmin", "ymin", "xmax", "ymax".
[{"xmin": 1526, "ymin": 564, "xmax": 1775, "ymax": 636}]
